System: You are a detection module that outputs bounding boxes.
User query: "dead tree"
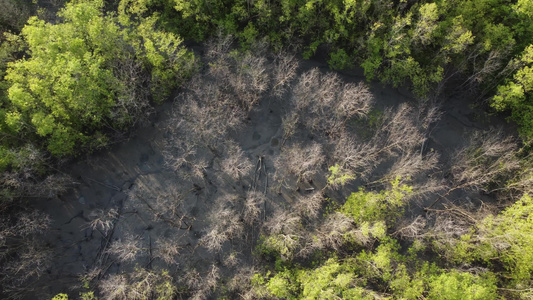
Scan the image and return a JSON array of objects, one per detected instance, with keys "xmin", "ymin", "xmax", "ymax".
[
  {"xmin": 294, "ymin": 192, "xmax": 324, "ymax": 218},
  {"xmin": 244, "ymin": 191, "xmax": 266, "ymax": 225},
  {"xmin": 374, "ymin": 150, "xmax": 440, "ymax": 186},
  {"xmin": 200, "ymin": 199, "xmax": 244, "ymax": 253},
  {"xmin": 392, "ymin": 215, "xmax": 427, "ymax": 240},
  {"xmin": 87, "ymin": 208, "xmax": 119, "ymax": 236},
  {"xmin": 0, "ymin": 210, "xmax": 52, "ymax": 297},
  {"xmin": 427, "ymin": 129, "xmax": 519, "ymax": 209},
  {"xmin": 99, "ymin": 268, "xmax": 176, "ymax": 300},
  {"xmin": 107, "ymin": 234, "xmax": 144, "ymax": 263},
  {"xmin": 275, "ymin": 142, "xmax": 325, "ymax": 185},
  {"xmin": 332, "ymin": 133, "xmax": 380, "ymax": 183},
  {"xmin": 183, "ymin": 264, "xmax": 220, "ymax": 300},
  {"xmin": 451, "ymin": 129, "xmax": 519, "ymax": 193},
  {"xmin": 218, "ymin": 140, "xmax": 253, "ymax": 182},
  {"xmin": 291, "ymin": 69, "xmax": 373, "ymax": 138},
  {"xmin": 375, "ymin": 103, "xmax": 425, "ymax": 156},
  {"xmin": 231, "ymin": 52, "xmax": 270, "ymax": 111},
  {"xmin": 271, "ymin": 52, "xmax": 299, "ymax": 98},
  {"xmin": 298, "ymin": 212, "xmax": 373, "ymax": 258},
  {"xmin": 111, "ymin": 56, "xmax": 153, "ymax": 127},
  {"xmin": 154, "ymin": 239, "xmax": 183, "ymax": 265}
]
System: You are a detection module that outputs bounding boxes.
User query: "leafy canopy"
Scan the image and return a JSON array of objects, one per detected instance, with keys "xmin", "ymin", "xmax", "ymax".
[{"xmin": 3, "ymin": 0, "xmax": 193, "ymax": 156}]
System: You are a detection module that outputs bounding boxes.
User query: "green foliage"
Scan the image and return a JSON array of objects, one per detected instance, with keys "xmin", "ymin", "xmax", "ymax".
[
  {"xmin": 253, "ymin": 176, "xmax": 505, "ymax": 298},
  {"xmin": 3, "ymin": 0, "xmax": 193, "ymax": 156},
  {"xmin": 257, "ymin": 233, "xmax": 300, "ymax": 259},
  {"xmin": 130, "ymin": 15, "xmax": 195, "ymax": 102},
  {"xmin": 0, "ymin": 143, "xmax": 46, "ymax": 174},
  {"xmin": 265, "ymin": 268, "xmax": 299, "ymax": 299},
  {"xmin": 257, "ymin": 257, "xmax": 376, "ymax": 300},
  {"xmin": 51, "ymin": 294, "xmax": 68, "ymax": 300},
  {"xmin": 298, "ymin": 258, "xmax": 368, "ymax": 299},
  {"xmin": 327, "ymin": 163, "xmax": 355, "ymax": 187},
  {"xmin": 477, "ymin": 194, "xmax": 533, "ymax": 283},
  {"xmin": 414, "ymin": 3, "xmax": 439, "ymax": 46},
  {"xmin": 5, "ymin": 0, "xmax": 116, "ymax": 154},
  {"xmin": 255, "ymin": 235, "xmax": 499, "ymax": 300},
  {"xmin": 238, "ymin": 23, "xmax": 259, "ymax": 50},
  {"xmin": 492, "ymin": 45, "xmax": 533, "ymax": 141},
  {"xmin": 354, "ymin": 238, "xmax": 403, "ymax": 282},
  {"xmin": 328, "ymin": 49, "xmax": 353, "ymax": 70},
  {"xmin": 427, "ymin": 270, "xmax": 497, "ymax": 300},
  {"xmin": 431, "ymin": 193, "xmax": 533, "ymax": 295},
  {"xmin": 341, "ymin": 177, "xmax": 412, "ymax": 226},
  {"xmin": 79, "ymin": 292, "xmax": 97, "ymax": 300}
]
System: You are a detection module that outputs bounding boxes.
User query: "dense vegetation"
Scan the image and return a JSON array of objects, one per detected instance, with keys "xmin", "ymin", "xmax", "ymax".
[{"xmin": 0, "ymin": 0, "xmax": 532, "ymax": 299}]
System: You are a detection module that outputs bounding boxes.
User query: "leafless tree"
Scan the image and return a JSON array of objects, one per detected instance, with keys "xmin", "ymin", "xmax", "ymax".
[
  {"xmin": 1, "ymin": 240, "xmax": 52, "ymax": 289},
  {"xmin": 264, "ymin": 211, "xmax": 302, "ymax": 236},
  {"xmin": 111, "ymin": 56, "xmax": 153, "ymax": 128},
  {"xmin": 151, "ymin": 187, "xmax": 184, "ymax": 221},
  {"xmin": 98, "ymin": 274, "xmax": 129, "ymax": 300},
  {"xmin": 107, "ymin": 234, "xmax": 144, "ymax": 262},
  {"xmin": 300, "ymin": 212, "xmax": 368, "ymax": 257},
  {"xmin": 87, "ymin": 208, "xmax": 118, "ymax": 236},
  {"xmin": 127, "ymin": 181, "xmax": 193, "ymax": 230},
  {"xmin": 417, "ymin": 100, "xmax": 442, "ymax": 133},
  {"xmin": 450, "ymin": 129, "xmax": 519, "ymax": 194},
  {"xmin": 79, "ymin": 266, "xmax": 103, "ymax": 286},
  {"xmin": 200, "ymin": 202, "xmax": 244, "ymax": 253},
  {"xmin": 504, "ymin": 162, "xmax": 533, "ymax": 197},
  {"xmin": 184, "ymin": 265, "xmax": 220, "ymax": 300},
  {"xmin": 205, "ymin": 34, "xmax": 234, "ymax": 62},
  {"xmin": 376, "ymin": 150, "xmax": 439, "ymax": 185},
  {"xmin": 163, "ymin": 139, "xmax": 209, "ymax": 181},
  {"xmin": 0, "ymin": 144, "xmax": 75, "ymax": 201},
  {"xmin": 375, "ymin": 103, "xmax": 425, "ymax": 155},
  {"xmin": 331, "ymin": 102, "xmax": 440, "ymax": 187},
  {"xmin": 275, "ymin": 142, "xmax": 325, "ymax": 185},
  {"xmin": 205, "ymin": 264, "xmax": 220, "ymax": 292},
  {"xmin": 427, "ymin": 209, "xmax": 477, "ymax": 261},
  {"xmin": 183, "ymin": 268, "xmax": 202, "ymax": 292},
  {"xmin": 271, "ymin": 52, "xmax": 299, "ymax": 98},
  {"xmin": 337, "ymin": 81, "xmax": 374, "ymax": 120},
  {"xmin": 227, "ymin": 266, "xmax": 257, "ymax": 300},
  {"xmin": 223, "ymin": 251, "xmax": 241, "ymax": 268},
  {"xmin": 219, "ymin": 140, "xmax": 253, "ymax": 182},
  {"xmin": 230, "ymin": 51, "xmax": 270, "ymax": 111},
  {"xmin": 244, "ymin": 191, "xmax": 265, "ymax": 224},
  {"xmin": 170, "ymin": 91, "xmax": 244, "ymax": 150},
  {"xmin": 281, "ymin": 111, "xmax": 299, "ymax": 145},
  {"xmin": 215, "ymin": 204, "xmax": 245, "ymax": 240},
  {"xmin": 392, "ymin": 215, "xmax": 427, "ymax": 240},
  {"xmin": 294, "ymin": 192, "xmax": 324, "ymax": 218},
  {"xmin": 13, "ymin": 210, "xmax": 51, "ymax": 237},
  {"xmin": 0, "ymin": 209, "xmax": 52, "ymax": 296},
  {"xmin": 332, "ymin": 133, "xmax": 380, "ymax": 182},
  {"xmin": 261, "ymin": 211, "xmax": 304, "ymax": 259},
  {"xmin": 291, "ymin": 68, "xmax": 373, "ymax": 137},
  {"xmin": 204, "ymin": 35, "xmax": 272, "ymax": 112},
  {"xmin": 99, "ymin": 268, "xmax": 175, "ymax": 300},
  {"xmin": 155, "ymin": 239, "xmax": 182, "ymax": 265},
  {"xmin": 199, "ymin": 226, "xmax": 228, "ymax": 253},
  {"xmin": 35, "ymin": 174, "xmax": 75, "ymax": 198}
]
